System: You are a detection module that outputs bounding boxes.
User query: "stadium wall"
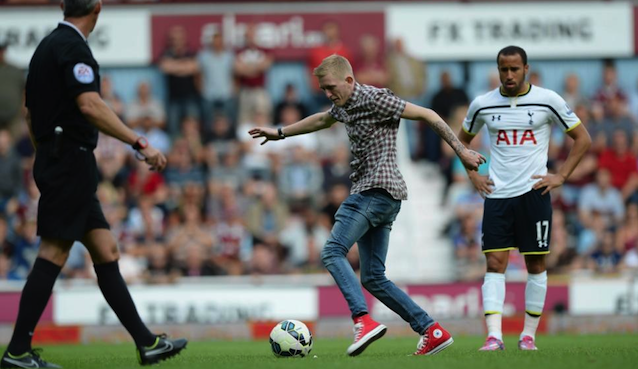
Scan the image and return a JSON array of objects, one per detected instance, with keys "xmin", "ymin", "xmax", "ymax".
[
  {"xmin": 1, "ymin": 276, "xmax": 637, "ymax": 344},
  {"xmin": 1, "ymin": 2, "xmax": 634, "ymax": 67}
]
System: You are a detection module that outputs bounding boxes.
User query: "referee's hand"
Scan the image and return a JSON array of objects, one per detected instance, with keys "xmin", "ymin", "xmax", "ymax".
[{"xmin": 139, "ymin": 145, "xmax": 167, "ymax": 171}]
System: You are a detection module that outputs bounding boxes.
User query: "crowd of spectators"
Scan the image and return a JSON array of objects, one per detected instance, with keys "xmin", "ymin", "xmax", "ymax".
[
  {"xmin": 1, "ymin": 18, "xmax": 637, "ymax": 284},
  {"xmin": 0, "ymin": 22, "xmax": 363, "ymax": 283}
]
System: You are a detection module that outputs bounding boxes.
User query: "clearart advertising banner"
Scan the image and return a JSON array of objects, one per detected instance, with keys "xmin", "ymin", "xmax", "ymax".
[
  {"xmin": 318, "ymin": 282, "xmax": 569, "ymax": 319},
  {"xmin": 0, "ymin": 8, "xmax": 151, "ymax": 68},
  {"xmin": 0, "ymin": 291, "xmax": 53, "ymax": 323},
  {"xmin": 150, "ymin": 12, "xmax": 384, "ymax": 62},
  {"xmin": 53, "ymin": 285, "xmax": 317, "ymax": 325},
  {"xmin": 387, "ymin": 2, "xmax": 634, "ymax": 60}
]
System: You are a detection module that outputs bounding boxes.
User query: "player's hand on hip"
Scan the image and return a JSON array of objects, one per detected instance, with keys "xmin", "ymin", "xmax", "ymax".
[
  {"xmin": 532, "ymin": 173, "xmax": 565, "ymax": 195},
  {"xmin": 460, "ymin": 149, "xmax": 487, "ymax": 171},
  {"xmin": 469, "ymin": 174, "xmax": 494, "ymax": 198},
  {"xmin": 248, "ymin": 127, "xmax": 280, "ymax": 145},
  {"xmin": 140, "ymin": 146, "xmax": 167, "ymax": 171}
]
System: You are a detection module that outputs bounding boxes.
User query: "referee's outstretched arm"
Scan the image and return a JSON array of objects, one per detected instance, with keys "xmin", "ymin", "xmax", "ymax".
[{"xmin": 75, "ymin": 91, "xmax": 167, "ymax": 171}]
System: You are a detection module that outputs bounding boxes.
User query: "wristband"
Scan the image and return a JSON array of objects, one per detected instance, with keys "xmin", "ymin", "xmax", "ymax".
[
  {"xmin": 277, "ymin": 127, "xmax": 286, "ymax": 139},
  {"xmin": 132, "ymin": 136, "xmax": 148, "ymax": 151}
]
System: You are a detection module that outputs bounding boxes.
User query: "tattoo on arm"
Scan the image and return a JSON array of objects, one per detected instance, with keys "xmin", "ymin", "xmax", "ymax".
[{"xmin": 429, "ymin": 119, "xmax": 466, "ymax": 154}]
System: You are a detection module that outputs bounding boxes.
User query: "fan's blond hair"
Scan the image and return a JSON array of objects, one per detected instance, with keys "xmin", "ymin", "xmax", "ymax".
[{"xmin": 312, "ymin": 54, "xmax": 354, "ymax": 79}]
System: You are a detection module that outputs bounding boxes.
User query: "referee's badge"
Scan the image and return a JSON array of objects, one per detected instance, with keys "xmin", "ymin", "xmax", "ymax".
[{"xmin": 73, "ymin": 63, "xmax": 94, "ymax": 84}]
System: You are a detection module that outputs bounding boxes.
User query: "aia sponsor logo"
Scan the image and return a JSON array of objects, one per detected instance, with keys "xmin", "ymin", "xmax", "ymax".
[{"xmin": 496, "ymin": 129, "xmax": 537, "ymax": 145}]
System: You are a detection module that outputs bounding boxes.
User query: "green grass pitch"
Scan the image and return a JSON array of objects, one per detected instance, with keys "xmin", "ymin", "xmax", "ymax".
[{"xmin": 4, "ymin": 334, "xmax": 637, "ymax": 369}]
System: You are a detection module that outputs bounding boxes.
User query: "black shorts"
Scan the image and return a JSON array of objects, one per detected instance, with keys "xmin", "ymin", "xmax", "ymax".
[
  {"xmin": 33, "ymin": 139, "xmax": 109, "ymax": 242},
  {"xmin": 482, "ymin": 189, "xmax": 551, "ymax": 255}
]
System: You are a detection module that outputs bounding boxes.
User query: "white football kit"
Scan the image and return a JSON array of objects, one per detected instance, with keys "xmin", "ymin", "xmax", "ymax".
[{"xmin": 463, "ymin": 85, "xmax": 581, "ymax": 199}]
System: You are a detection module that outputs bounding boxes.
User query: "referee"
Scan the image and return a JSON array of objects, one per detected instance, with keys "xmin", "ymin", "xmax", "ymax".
[{"xmin": 1, "ymin": 1, "xmax": 186, "ymax": 368}]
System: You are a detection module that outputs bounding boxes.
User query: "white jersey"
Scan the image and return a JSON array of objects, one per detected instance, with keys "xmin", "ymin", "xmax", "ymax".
[{"xmin": 462, "ymin": 84, "xmax": 581, "ymax": 199}]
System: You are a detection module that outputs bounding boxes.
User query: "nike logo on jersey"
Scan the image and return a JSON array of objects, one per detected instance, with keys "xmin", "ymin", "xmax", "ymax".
[
  {"xmin": 146, "ymin": 341, "xmax": 174, "ymax": 356},
  {"xmin": 496, "ymin": 129, "xmax": 537, "ymax": 145},
  {"xmin": 2, "ymin": 357, "xmax": 39, "ymax": 368}
]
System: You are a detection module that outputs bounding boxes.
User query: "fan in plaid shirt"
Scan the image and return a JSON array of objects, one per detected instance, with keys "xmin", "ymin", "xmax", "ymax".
[{"xmin": 250, "ymin": 55, "xmax": 484, "ymax": 357}]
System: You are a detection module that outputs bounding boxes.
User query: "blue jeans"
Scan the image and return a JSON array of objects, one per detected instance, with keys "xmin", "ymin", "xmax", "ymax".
[{"xmin": 321, "ymin": 190, "xmax": 434, "ymax": 334}]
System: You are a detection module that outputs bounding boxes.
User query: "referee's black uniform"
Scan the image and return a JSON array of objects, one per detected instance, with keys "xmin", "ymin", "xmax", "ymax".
[
  {"xmin": 2, "ymin": 8, "xmax": 185, "ymax": 366},
  {"xmin": 26, "ymin": 22, "xmax": 109, "ymax": 241}
]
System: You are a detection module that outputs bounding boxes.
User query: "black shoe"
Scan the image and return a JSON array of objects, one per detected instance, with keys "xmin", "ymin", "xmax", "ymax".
[
  {"xmin": 1, "ymin": 349, "xmax": 61, "ymax": 368},
  {"xmin": 136, "ymin": 334, "xmax": 187, "ymax": 366}
]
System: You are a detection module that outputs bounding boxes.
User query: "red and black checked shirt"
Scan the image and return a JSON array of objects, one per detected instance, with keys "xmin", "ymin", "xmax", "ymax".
[{"xmin": 328, "ymin": 83, "xmax": 408, "ymax": 200}]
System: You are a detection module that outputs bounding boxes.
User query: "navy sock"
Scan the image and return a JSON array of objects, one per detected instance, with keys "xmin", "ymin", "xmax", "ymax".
[
  {"xmin": 94, "ymin": 261, "xmax": 155, "ymax": 347},
  {"xmin": 7, "ymin": 258, "xmax": 61, "ymax": 355}
]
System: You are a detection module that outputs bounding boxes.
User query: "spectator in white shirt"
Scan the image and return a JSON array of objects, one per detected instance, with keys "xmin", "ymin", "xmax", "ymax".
[{"xmin": 578, "ymin": 168, "xmax": 625, "ymax": 229}]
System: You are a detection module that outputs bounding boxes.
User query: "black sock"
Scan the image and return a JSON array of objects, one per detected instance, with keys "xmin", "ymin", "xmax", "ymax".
[
  {"xmin": 7, "ymin": 258, "xmax": 61, "ymax": 355},
  {"xmin": 94, "ymin": 261, "xmax": 155, "ymax": 347}
]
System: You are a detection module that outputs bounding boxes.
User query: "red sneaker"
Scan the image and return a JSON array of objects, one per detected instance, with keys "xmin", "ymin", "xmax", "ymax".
[
  {"xmin": 414, "ymin": 322, "xmax": 454, "ymax": 355},
  {"xmin": 346, "ymin": 314, "xmax": 387, "ymax": 356}
]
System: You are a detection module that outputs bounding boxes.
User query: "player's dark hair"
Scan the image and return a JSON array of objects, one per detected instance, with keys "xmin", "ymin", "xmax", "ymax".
[
  {"xmin": 497, "ymin": 45, "xmax": 528, "ymax": 65},
  {"xmin": 62, "ymin": 0, "xmax": 100, "ymax": 18}
]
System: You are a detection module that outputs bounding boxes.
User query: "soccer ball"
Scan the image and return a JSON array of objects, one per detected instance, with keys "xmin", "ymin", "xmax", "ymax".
[{"xmin": 269, "ymin": 319, "xmax": 313, "ymax": 357}]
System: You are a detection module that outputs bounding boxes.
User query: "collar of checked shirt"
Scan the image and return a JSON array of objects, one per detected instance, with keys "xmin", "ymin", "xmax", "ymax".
[{"xmin": 342, "ymin": 82, "xmax": 361, "ymax": 109}]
